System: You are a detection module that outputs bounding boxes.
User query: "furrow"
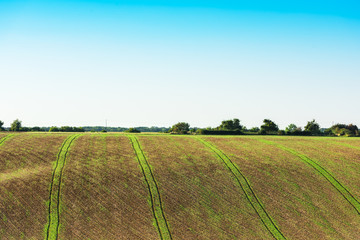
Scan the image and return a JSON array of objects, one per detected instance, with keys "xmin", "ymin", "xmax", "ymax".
[
  {"xmin": 319, "ymin": 139, "xmax": 360, "ymax": 151},
  {"xmin": 197, "ymin": 137, "xmax": 286, "ymax": 240},
  {"xmin": 0, "ymin": 134, "xmax": 14, "ymax": 146},
  {"xmin": 260, "ymin": 139, "xmax": 360, "ymax": 215},
  {"xmin": 45, "ymin": 134, "xmax": 80, "ymax": 240},
  {"xmin": 128, "ymin": 135, "xmax": 172, "ymax": 240}
]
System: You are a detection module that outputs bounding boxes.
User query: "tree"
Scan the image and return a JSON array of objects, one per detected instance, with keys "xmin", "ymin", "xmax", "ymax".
[
  {"xmin": 249, "ymin": 127, "xmax": 260, "ymax": 133},
  {"xmin": 285, "ymin": 124, "xmax": 304, "ymax": 135},
  {"xmin": 278, "ymin": 130, "xmax": 286, "ymax": 135},
  {"xmin": 285, "ymin": 124, "xmax": 297, "ymax": 133},
  {"xmin": 125, "ymin": 128, "xmax": 141, "ymax": 133},
  {"xmin": 260, "ymin": 119, "xmax": 279, "ymax": 134},
  {"xmin": 0, "ymin": 120, "xmax": 4, "ymax": 131},
  {"xmin": 304, "ymin": 119, "xmax": 320, "ymax": 135},
  {"xmin": 330, "ymin": 123, "xmax": 359, "ymax": 137},
  {"xmin": 49, "ymin": 126, "xmax": 60, "ymax": 132},
  {"xmin": 170, "ymin": 122, "xmax": 190, "ymax": 134},
  {"xmin": 10, "ymin": 119, "xmax": 22, "ymax": 131},
  {"xmin": 31, "ymin": 126, "xmax": 42, "ymax": 132},
  {"xmin": 218, "ymin": 118, "xmax": 242, "ymax": 131}
]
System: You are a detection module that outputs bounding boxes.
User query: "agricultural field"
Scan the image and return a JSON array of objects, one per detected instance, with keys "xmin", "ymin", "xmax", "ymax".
[
  {"xmin": 0, "ymin": 133, "xmax": 359, "ymax": 239},
  {"xmin": 0, "ymin": 133, "xmax": 69, "ymax": 239}
]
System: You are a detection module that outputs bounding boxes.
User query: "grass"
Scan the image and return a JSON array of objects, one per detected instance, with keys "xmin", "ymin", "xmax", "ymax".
[{"xmin": 196, "ymin": 137, "xmax": 286, "ymax": 240}]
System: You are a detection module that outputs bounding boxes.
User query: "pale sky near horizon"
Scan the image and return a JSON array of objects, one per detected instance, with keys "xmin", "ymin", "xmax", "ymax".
[{"xmin": 1, "ymin": 1, "xmax": 360, "ymax": 129}]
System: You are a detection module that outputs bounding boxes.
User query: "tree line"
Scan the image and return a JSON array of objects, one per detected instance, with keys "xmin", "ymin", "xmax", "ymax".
[
  {"xmin": 1, "ymin": 118, "xmax": 358, "ymax": 137},
  {"xmin": 169, "ymin": 119, "xmax": 359, "ymax": 137},
  {"xmin": 0, "ymin": 120, "xmax": 169, "ymax": 133},
  {"xmin": 0, "ymin": 119, "xmax": 85, "ymax": 132}
]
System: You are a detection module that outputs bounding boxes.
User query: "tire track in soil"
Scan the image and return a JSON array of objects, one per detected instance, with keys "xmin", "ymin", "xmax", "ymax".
[
  {"xmin": 197, "ymin": 137, "xmax": 287, "ymax": 240},
  {"xmin": 316, "ymin": 138, "xmax": 360, "ymax": 152},
  {"xmin": 260, "ymin": 139, "xmax": 360, "ymax": 215},
  {"xmin": 45, "ymin": 134, "xmax": 80, "ymax": 240},
  {"xmin": 0, "ymin": 134, "xmax": 14, "ymax": 146},
  {"xmin": 128, "ymin": 135, "xmax": 172, "ymax": 240}
]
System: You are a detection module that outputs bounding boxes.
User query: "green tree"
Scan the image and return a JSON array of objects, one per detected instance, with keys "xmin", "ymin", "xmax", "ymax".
[
  {"xmin": 31, "ymin": 126, "xmax": 42, "ymax": 132},
  {"xmin": 347, "ymin": 124, "xmax": 359, "ymax": 136},
  {"xmin": 0, "ymin": 120, "xmax": 4, "ymax": 131},
  {"xmin": 125, "ymin": 128, "xmax": 141, "ymax": 133},
  {"xmin": 10, "ymin": 119, "xmax": 22, "ymax": 131},
  {"xmin": 285, "ymin": 124, "xmax": 297, "ymax": 133},
  {"xmin": 170, "ymin": 122, "xmax": 190, "ymax": 134},
  {"xmin": 249, "ymin": 127, "xmax": 260, "ymax": 132},
  {"xmin": 49, "ymin": 126, "xmax": 60, "ymax": 132},
  {"xmin": 330, "ymin": 123, "xmax": 359, "ymax": 137},
  {"xmin": 218, "ymin": 118, "xmax": 242, "ymax": 131},
  {"xmin": 260, "ymin": 119, "xmax": 279, "ymax": 134},
  {"xmin": 304, "ymin": 119, "xmax": 320, "ymax": 135}
]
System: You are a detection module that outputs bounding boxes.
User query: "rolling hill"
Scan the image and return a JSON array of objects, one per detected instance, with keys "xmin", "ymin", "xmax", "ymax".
[{"xmin": 0, "ymin": 133, "xmax": 359, "ymax": 239}]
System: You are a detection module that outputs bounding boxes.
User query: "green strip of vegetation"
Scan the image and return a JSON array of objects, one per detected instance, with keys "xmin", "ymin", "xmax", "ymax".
[
  {"xmin": 45, "ymin": 134, "xmax": 80, "ymax": 240},
  {"xmin": 128, "ymin": 135, "xmax": 172, "ymax": 240},
  {"xmin": 319, "ymin": 139, "xmax": 360, "ymax": 151},
  {"xmin": 0, "ymin": 134, "xmax": 14, "ymax": 146},
  {"xmin": 260, "ymin": 139, "xmax": 360, "ymax": 215},
  {"xmin": 197, "ymin": 137, "xmax": 286, "ymax": 240}
]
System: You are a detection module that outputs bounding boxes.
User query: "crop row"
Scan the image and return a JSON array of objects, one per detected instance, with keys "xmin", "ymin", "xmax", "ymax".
[{"xmin": 0, "ymin": 134, "xmax": 360, "ymax": 239}]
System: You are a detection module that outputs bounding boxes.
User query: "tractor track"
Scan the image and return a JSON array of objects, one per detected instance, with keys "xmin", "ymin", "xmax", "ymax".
[
  {"xmin": 316, "ymin": 138, "xmax": 360, "ymax": 152},
  {"xmin": 197, "ymin": 137, "xmax": 286, "ymax": 240},
  {"xmin": 128, "ymin": 135, "xmax": 172, "ymax": 240},
  {"xmin": 0, "ymin": 134, "xmax": 14, "ymax": 146},
  {"xmin": 260, "ymin": 139, "xmax": 360, "ymax": 215},
  {"xmin": 46, "ymin": 134, "xmax": 80, "ymax": 240}
]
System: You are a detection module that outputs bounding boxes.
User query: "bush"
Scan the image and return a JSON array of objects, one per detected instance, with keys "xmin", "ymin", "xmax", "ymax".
[
  {"xmin": 330, "ymin": 124, "xmax": 359, "ymax": 137},
  {"xmin": 278, "ymin": 130, "xmax": 286, "ymax": 135},
  {"xmin": 170, "ymin": 122, "xmax": 190, "ymax": 134},
  {"xmin": 49, "ymin": 127, "xmax": 60, "ymax": 132},
  {"xmin": 49, "ymin": 126, "xmax": 84, "ymax": 132},
  {"xmin": 125, "ymin": 128, "xmax": 141, "ymax": 133},
  {"xmin": 249, "ymin": 127, "xmax": 260, "ymax": 133},
  {"xmin": 197, "ymin": 130, "xmax": 243, "ymax": 135}
]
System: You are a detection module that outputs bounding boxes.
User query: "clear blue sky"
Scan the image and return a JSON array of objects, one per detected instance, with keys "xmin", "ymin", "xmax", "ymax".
[{"xmin": 1, "ymin": 1, "xmax": 360, "ymax": 128}]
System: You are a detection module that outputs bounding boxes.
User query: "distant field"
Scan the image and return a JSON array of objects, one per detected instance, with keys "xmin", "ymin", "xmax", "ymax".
[{"xmin": 0, "ymin": 133, "xmax": 359, "ymax": 239}]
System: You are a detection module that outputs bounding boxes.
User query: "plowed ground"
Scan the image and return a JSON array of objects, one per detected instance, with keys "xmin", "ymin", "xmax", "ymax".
[
  {"xmin": 59, "ymin": 134, "xmax": 158, "ymax": 239},
  {"xmin": 204, "ymin": 136, "xmax": 360, "ymax": 240},
  {"xmin": 0, "ymin": 133, "xmax": 360, "ymax": 240},
  {"xmin": 0, "ymin": 133, "xmax": 68, "ymax": 239},
  {"xmin": 138, "ymin": 135, "xmax": 272, "ymax": 239}
]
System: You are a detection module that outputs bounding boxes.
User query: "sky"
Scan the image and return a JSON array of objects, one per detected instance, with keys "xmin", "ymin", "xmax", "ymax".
[{"xmin": 1, "ymin": 0, "xmax": 360, "ymax": 129}]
